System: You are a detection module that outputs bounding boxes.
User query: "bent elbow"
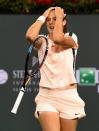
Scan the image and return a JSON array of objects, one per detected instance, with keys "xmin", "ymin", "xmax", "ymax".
[
  {"xmin": 25, "ymin": 32, "xmax": 35, "ymax": 43},
  {"xmin": 26, "ymin": 31, "xmax": 30, "ymax": 39},
  {"xmin": 25, "ymin": 35, "xmax": 31, "ymax": 43},
  {"xmin": 53, "ymin": 34, "xmax": 63, "ymax": 44},
  {"xmin": 25, "ymin": 31, "xmax": 32, "ymax": 39}
]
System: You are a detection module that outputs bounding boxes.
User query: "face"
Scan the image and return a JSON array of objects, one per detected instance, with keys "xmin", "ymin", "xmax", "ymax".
[
  {"xmin": 46, "ymin": 10, "xmax": 66, "ymax": 34},
  {"xmin": 46, "ymin": 10, "xmax": 56, "ymax": 34}
]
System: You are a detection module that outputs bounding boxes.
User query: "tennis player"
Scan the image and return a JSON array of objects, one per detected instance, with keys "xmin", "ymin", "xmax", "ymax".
[{"xmin": 26, "ymin": 6, "xmax": 86, "ymax": 131}]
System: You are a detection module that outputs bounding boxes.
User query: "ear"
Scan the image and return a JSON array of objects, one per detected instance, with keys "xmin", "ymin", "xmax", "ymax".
[{"xmin": 63, "ymin": 20, "xmax": 66, "ymax": 26}]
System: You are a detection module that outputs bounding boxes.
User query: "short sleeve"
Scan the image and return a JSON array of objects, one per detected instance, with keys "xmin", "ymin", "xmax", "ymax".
[
  {"xmin": 71, "ymin": 33, "xmax": 78, "ymax": 44},
  {"xmin": 65, "ymin": 32, "xmax": 78, "ymax": 48}
]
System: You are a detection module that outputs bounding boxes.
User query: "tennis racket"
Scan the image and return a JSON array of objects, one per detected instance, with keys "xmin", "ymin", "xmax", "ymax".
[{"xmin": 11, "ymin": 35, "xmax": 48, "ymax": 114}]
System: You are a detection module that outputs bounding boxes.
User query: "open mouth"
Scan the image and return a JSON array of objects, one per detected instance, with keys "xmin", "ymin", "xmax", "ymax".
[{"xmin": 49, "ymin": 26, "xmax": 54, "ymax": 29}]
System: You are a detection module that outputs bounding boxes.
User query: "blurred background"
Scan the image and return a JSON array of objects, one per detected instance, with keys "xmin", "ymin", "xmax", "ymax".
[
  {"xmin": 0, "ymin": 0, "xmax": 99, "ymax": 14},
  {"xmin": 0, "ymin": 0, "xmax": 99, "ymax": 131}
]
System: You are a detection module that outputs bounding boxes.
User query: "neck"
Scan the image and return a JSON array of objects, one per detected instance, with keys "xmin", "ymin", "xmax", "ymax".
[{"xmin": 48, "ymin": 33, "xmax": 53, "ymax": 40}]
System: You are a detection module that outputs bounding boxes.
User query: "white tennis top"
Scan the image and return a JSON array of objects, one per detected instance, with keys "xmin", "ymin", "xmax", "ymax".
[{"xmin": 39, "ymin": 32, "xmax": 78, "ymax": 89}]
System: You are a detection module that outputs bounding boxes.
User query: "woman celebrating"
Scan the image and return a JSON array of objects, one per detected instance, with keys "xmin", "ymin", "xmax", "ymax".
[{"xmin": 26, "ymin": 7, "xmax": 86, "ymax": 131}]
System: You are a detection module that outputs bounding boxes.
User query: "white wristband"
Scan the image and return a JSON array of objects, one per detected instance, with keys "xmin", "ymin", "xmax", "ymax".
[{"xmin": 37, "ymin": 15, "xmax": 46, "ymax": 24}]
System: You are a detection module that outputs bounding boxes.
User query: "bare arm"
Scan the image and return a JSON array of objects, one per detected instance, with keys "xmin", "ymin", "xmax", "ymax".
[
  {"xmin": 26, "ymin": 20, "xmax": 43, "ymax": 42},
  {"xmin": 53, "ymin": 7, "xmax": 79, "ymax": 49},
  {"xmin": 26, "ymin": 7, "xmax": 55, "ymax": 43}
]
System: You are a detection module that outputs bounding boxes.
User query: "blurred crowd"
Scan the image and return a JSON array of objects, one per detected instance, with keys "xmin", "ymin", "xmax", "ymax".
[
  {"xmin": 26, "ymin": 0, "xmax": 99, "ymax": 4},
  {"xmin": 0, "ymin": 0, "xmax": 99, "ymax": 14}
]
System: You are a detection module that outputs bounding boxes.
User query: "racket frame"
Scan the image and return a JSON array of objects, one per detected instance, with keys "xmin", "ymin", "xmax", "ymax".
[{"xmin": 11, "ymin": 35, "xmax": 48, "ymax": 114}]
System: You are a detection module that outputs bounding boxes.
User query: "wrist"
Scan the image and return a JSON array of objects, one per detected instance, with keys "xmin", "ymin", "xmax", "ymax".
[{"xmin": 37, "ymin": 15, "xmax": 46, "ymax": 24}]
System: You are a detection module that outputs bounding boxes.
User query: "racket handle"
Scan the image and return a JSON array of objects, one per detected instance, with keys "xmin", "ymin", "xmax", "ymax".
[{"xmin": 11, "ymin": 87, "xmax": 25, "ymax": 114}]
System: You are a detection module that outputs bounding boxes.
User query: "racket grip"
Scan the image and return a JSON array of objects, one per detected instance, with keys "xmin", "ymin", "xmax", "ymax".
[{"xmin": 11, "ymin": 87, "xmax": 25, "ymax": 114}]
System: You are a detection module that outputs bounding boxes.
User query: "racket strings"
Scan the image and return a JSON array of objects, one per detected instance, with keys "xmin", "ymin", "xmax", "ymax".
[
  {"xmin": 23, "ymin": 35, "xmax": 48, "ymax": 88},
  {"xmin": 38, "ymin": 40, "xmax": 48, "ymax": 66}
]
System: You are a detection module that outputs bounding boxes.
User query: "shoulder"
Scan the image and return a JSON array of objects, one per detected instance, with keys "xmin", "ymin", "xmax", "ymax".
[
  {"xmin": 65, "ymin": 32, "xmax": 78, "ymax": 43},
  {"xmin": 65, "ymin": 32, "xmax": 79, "ymax": 49}
]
